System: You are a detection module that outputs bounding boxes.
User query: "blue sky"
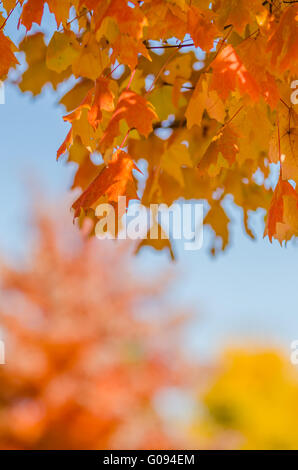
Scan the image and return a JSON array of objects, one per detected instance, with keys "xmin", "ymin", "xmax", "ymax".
[{"xmin": 1, "ymin": 7, "xmax": 298, "ymax": 362}]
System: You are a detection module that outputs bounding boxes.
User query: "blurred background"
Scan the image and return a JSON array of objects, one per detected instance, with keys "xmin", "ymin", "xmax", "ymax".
[{"xmin": 1, "ymin": 6, "xmax": 298, "ymax": 450}]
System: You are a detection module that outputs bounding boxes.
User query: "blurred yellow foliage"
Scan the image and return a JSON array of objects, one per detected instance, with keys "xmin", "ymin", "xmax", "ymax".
[{"xmin": 192, "ymin": 349, "xmax": 298, "ymax": 450}]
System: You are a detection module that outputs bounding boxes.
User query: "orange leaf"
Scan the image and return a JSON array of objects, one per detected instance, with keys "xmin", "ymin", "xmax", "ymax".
[
  {"xmin": 19, "ymin": 0, "xmax": 45, "ymax": 31},
  {"xmin": 111, "ymin": 34, "xmax": 151, "ymax": 70},
  {"xmin": 57, "ymin": 128, "xmax": 73, "ymax": 160},
  {"xmin": 210, "ymin": 45, "xmax": 260, "ymax": 101},
  {"xmin": 264, "ymin": 178, "xmax": 298, "ymax": 243},
  {"xmin": 100, "ymin": 90, "xmax": 157, "ymax": 150},
  {"xmin": 188, "ymin": 6, "xmax": 218, "ymax": 51},
  {"xmin": 0, "ymin": 31, "xmax": 18, "ymax": 79},
  {"xmin": 267, "ymin": 5, "xmax": 298, "ymax": 73},
  {"xmin": 47, "ymin": 0, "xmax": 70, "ymax": 27},
  {"xmin": 88, "ymin": 78, "xmax": 114, "ymax": 130},
  {"xmin": 198, "ymin": 125, "xmax": 239, "ymax": 176},
  {"xmin": 72, "ymin": 150, "xmax": 139, "ymax": 218}
]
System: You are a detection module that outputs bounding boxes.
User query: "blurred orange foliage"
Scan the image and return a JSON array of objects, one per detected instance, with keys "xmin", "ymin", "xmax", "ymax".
[{"xmin": 0, "ymin": 211, "xmax": 187, "ymax": 450}]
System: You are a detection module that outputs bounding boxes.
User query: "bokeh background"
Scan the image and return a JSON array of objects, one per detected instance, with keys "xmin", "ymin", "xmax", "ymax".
[{"xmin": 1, "ymin": 5, "xmax": 298, "ymax": 450}]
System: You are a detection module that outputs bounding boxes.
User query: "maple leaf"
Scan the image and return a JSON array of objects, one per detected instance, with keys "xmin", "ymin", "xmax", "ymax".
[
  {"xmin": 78, "ymin": 0, "xmax": 99, "ymax": 9},
  {"xmin": 214, "ymin": 0, "xmax": 266, "ymax": 34},
  {"xmin": 59, "ymin": 79, "xmax": 94, "ymax": 112},
  {"xmin": 19, "ymin": 0, "xmax": 45, "ymax": 31},
  {"xmin": 142, "ymin": 0, "xmax": 187, "ymax": 40},
  {"xmin": 100, "ymin": 0, "xmax": 147, "ymax": 40},
  {"xmin": 111, "ymin": 34, "xmax": 151, "ymax": 70},
  {"xmin": 264, "ymin": 178, "xmax": 298, "ymax": 244},
  {"xmin": 57, "ymin": 129, "xmax": 73, "ymax": 160},
  {"xmin": 188, "ymin": 5, "xmax": 218, "ymax": 51},
  {"xmin": 0, "ymin": 31, "xmax": 18, "ymax": 79},
  {"xmin": 72, "ymin": 150, "xmax": 139, "ymax": 218},
  {"xmin": 198, "ymin": 125, "xmax": 239, "ymax": 177},
  {"xmin": 267, "ymin": 5, "xmax": 298, "ymax": 73},
  {"xmin": 204, "ymin": 201, "xmax": 230, "ymax": 255},
  {"xmin": 100, "ymin": 90, "xmax": 157, "ymax": 151},
  {"xmin": 210, "ymin": 45, "xmax": 261, "ymax": 102},
  {"xmin": 72, "ymin": 33, "xmax": 109, "ymax": 81},
  {"xmin": 62, "ymin": 78, "xmax": 114, "ymax": 131},
  {"xmin": 186, "ymin": 75, "xmax": 225, "ymax": 129},
  {"xmin": 5, "ymin": 0, "xmax": 298, "ymax": 252},
  {"xmin": 2, "ymin": 0, "xmax": 17, "ymax": 13},
  {"xmin": 88, "ymin": 78, "xmax": 115, "ymax": 130},
  {"xmin": 46, "ymin": 31, "xmax": 80, "ymax": 73},
  {"xmin": 269, "ymin": 102, "xmax": 298, "ymax": 183},
  {"xmin": 72, "ymin": 154, "xmax": 104, "ymax": 191},
  {"xmin": 161, "ymin": 141, "xmax": 193, "ymax": 187},
  {"xmin": 236, "ymin": 35, "xmax": 280, "ymax": 109},
  {"xmin": 19, "ymin": 33, "xmax": 71, "ymax": 95},
  {"xmin": 135, "ymin": 221, "xmax": 175, "ymax": 261},
  {"xmin": 47, "ymin": 0, "xmax": 70, "ymax": 27}
]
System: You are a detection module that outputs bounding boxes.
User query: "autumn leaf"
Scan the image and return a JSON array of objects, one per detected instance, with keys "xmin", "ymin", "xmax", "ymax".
[
  {"xmin": 1, "ymin": 0, "xmax": 298, "ymax": 253},
  {"xmin": 57, "ymin": 128, "xmax": 73, "ymax": 160},
  {"xmin": 135, "ymin": 221, "xmax": 175, "ymax": 261},
  {"xmin": 264, "ymin": 178, "xmax": 298, "ymax": 244},
  {"xmin": 47, "ymin": 0, "xmax": 70, "ymax": 27},
  {"xmin": 186, "ymin": 75, "xmax": 225, "ymax": 129},
  {"xmin": 111, "ymin": 34, "xmax": 151, "ymax": 70},
  {"xmin": 72, "ymin": 33, "xmax": 109, "ymax": 81},
  {"xmin": 161, "ymin": 141, "xmax": 193, "ymax": 187},
  {"xmin": 19, "ymin": 0, "xmax": 45, "ymax": 31},
  {"xmin": 46, "ymin": 30, "xmax": 79, "ymax": 73},
  {"xmin": 214, "ymin": 0, "xmax": 266, "ymax": 34},
  {"xmin": 19, "ymin": 33, "xmax": 70, "ymax": 95},
  {"xmin": 188, "ymin": 5, "xmax": 218, "ymax": 51},
  {"xmin": 61, "ymin": 78, "xmax": 114, "ymax": 131},
  {"xmin": 2, "ymin": 0, "xmax": 17, "ymax": 14},
  {"xmin": 204, "ymin": 201, "xmax": 230, "ymax": 255},
  {"xmin": 72, "ymin": 150, "xmax": 139, "ymax": 218},
  {"xmin": 0, "ymin": 31, "xmax": 18, "ymax": 79},
  {"xmin": 267, "ymin": 5, "xmax": 298, "ymax": 73},
  {"xmin": 100, "ymin": 90, "xmax": 157, "ymax": 151},
  {"xmin": 88, "ymin": 77, "xmax": 115, "ymax": 130},
  {"xmin": 198, "ymin": 125, "xmax": 239, "ymax": 177},
  {"xmin": 210, "ymin": 44, "xmax": 261, "ymax": 102}
]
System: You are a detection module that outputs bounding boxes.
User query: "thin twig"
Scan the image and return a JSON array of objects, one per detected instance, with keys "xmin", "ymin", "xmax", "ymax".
[
  {"xmin": 215, "ymin": 105, "xmax": 244, "ymax": 137},
  {"xmin": 145, "ymin": 42, "xmax": 195, "ymax": 50},
  {"xmin": 0, "ymin": 0, "xmax": 20, "ymax": 31},
  {"xmin": 58, "ymin": 8, "xmax": 91, "ymax": 32}
]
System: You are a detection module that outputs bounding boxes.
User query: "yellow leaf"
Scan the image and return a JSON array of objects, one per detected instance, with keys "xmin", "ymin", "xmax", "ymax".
[
  {"xmin": 204, "ymin": 202, "xmax": 230, "ymax": 254},
  {"xmin": 161, "ymin": 142, "xmax": 192, "ymax": 187},
  {"xmin": 186, "ymin": 76, "xmax": 225, "ymax": 129},
  {"xmin": 72, "ymin": 33, "xmax": 109, "ymax": 80},
  {"xmin": 46, "ymin": 31, "xmax": 80, "ymax": 73},
  {"xmin": 19, "ymin": 33, "xmax": 70, "ymax": 95}
]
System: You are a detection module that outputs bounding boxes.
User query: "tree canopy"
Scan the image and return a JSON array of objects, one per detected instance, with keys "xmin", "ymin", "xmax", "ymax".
[
  {"xmin": 1, "ymin": 0, "xmax": 298, "ymax": 255},
  {"xmin": 0, "ymin": 209, "xmax": 186, "ymax": 449}
]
